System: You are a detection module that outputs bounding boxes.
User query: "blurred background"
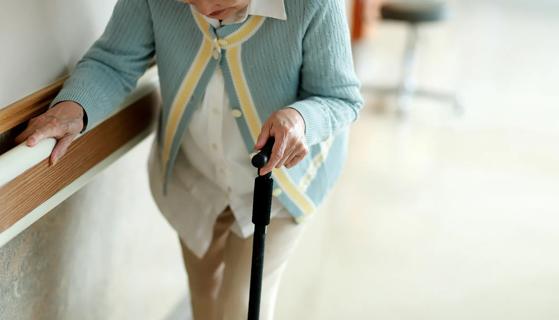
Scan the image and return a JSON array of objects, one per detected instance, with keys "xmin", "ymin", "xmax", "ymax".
[
  {"xmin": 1, "ymin": 0, "xmax": 558, "ymax": 319},
  {"xmin": 278, "ymin": 0, "xmax": 559, "ymax": 319}
]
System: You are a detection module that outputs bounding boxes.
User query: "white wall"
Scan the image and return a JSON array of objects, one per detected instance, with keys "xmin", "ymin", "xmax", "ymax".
[
  {"xmin": 0, "ymin": 1, "xmax": 188, "ymax": 319},
  {"xmin": 0, "ymin": 0, "xmax": 119, "ymax": 107}
]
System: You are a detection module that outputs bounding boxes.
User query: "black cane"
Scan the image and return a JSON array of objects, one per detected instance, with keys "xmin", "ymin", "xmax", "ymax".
[{"xmin": 247, "ymin": 137, "xmax": 275, "ymax": 320}]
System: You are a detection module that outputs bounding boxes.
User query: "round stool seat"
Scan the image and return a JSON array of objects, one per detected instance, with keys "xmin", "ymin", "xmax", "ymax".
[{"xmin": 381, "ymin": 1, "xmax": 447, "ymax": 23}]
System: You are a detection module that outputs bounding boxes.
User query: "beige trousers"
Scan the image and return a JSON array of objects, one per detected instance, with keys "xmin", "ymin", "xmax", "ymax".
[{"xmin": 179, "ymin": 206, "xmax": 306, "ymax": 320}]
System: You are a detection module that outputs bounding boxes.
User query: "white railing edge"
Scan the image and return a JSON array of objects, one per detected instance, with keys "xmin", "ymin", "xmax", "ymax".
[{"xmin": 0, "ymin": 67, "xmax": 159, "ymax": 187}]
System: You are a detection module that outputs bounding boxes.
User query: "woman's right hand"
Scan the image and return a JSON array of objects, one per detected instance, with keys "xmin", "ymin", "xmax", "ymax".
[{"xmin": 14, "ymin": 101, "xmax": 85, "ymax": 166}]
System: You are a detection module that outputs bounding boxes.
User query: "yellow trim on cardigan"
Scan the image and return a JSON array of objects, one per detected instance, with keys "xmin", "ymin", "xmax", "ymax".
[
  {"xmin": 163, "ymin": 11, "xmax": 266, "ymax": 176},
  {"xmin": 224, "ymin": 16, "xmax": 265, "ymax": 47},
  {"xmin": 192, "ymin": 10, "xmax": 212, "ymax": 42},
  {"xmin": 226, "ymin": 46, "xmax": 316, "ymax": 216},
  {"xmin": 226, "ymin": 46, "xmax": 261, "ymax": 139},
  {"xmin": 299, "ymin": 135, "xmax": 334, "ymax": 192},
  {"xmin": 166, "ymin": 10, "xmax": 315, "ymax": 216},
  {"xmin": 161, "ymin": 39, "xmax": 212, "ymax": 173},
  {"xmin": 192, "ymin": 10, "xmax": 265, "ymax": 49}
]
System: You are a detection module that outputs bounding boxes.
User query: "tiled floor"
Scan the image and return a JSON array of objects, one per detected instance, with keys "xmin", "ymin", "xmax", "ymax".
[{"xmin": 275, "ymin": 1, "xmax": 559, "ymax": 319}]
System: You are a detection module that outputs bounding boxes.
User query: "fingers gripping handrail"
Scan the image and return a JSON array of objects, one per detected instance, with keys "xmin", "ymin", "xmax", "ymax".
[
  {"xmin": 0, "ymin": 67, "xmax": 160, "ymax": 247},
  {"xmin": 0, "ymin": 67, "xmax": 159, "ymax": 187}
]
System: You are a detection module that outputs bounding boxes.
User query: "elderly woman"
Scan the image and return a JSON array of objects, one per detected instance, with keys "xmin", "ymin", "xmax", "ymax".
[{"xmin": 15, "ymin": 0, "xmax": 363, "ymax": 319}]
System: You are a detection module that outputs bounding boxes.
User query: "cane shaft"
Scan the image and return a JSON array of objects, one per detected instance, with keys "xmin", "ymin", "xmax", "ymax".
[
  {"xmin": 248, "ymin": 224, "xmax": 267, "ymax": 320},
  {"xmin": 248, "ymin": 174, "xmax": 273, "ymax": 320}
]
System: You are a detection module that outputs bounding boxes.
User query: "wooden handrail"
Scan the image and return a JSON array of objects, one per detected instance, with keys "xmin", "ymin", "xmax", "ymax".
[{"xmin": 0, "ymin": 67, "xmax": 160, "ymax": 247}]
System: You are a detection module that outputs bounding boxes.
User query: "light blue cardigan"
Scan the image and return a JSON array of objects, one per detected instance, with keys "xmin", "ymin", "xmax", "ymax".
[{"xmin": 50, "ymin": 0, "xmax": 364, "ymax": 221}]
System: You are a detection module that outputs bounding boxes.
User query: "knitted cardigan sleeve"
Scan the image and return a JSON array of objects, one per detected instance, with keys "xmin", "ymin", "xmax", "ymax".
[
  {"xmin": 49, "ymin": 0, "xmax": 155, "ymax": 134},
  {"xmin": 290, "ymin": 0, "xmax": 364, "ymax": 147}
]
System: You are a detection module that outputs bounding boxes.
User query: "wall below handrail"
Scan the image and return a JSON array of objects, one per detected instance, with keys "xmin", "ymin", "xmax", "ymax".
[{"xmin": 0, "ymin": 67, "xmax": 160, "ymax": 248}]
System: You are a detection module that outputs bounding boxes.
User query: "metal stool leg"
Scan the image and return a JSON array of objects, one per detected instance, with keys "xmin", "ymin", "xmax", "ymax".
[
  {"xmin": 412, "ymin": 87, "xmax": 464, "ymax": 114},
  {"xmin": 362, "ymin": 23, "xmax": 463, "ymax": 116},
  {"xmin": 396, "ymin": 24, "xmax": 419, "ymax": 116}
]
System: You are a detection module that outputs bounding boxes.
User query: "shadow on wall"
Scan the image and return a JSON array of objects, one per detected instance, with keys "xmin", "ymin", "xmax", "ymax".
[
  {"xmin": 0, "ymin": 4, "xmax": 118, "ymax": 318},
  {"xmin": 0, "ymin": 188, "xmax": 116, "ymax": 319},
  {"xmin": 1, "ymin": 2, "xmax": 192, "ymax": 320}
]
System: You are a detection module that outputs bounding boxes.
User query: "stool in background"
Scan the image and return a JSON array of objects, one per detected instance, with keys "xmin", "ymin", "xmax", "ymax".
[{"xmin": 368, "ymin": 1, "xmax": 462, "ymax": 116}]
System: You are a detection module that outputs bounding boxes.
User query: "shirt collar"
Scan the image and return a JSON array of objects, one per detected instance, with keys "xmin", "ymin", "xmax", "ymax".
[
  {"xmin": 247, "ymin": 0, "xmax": 287, "ymax": 21},
  {"xmin": 191, "ymin": 0, "xmax": 286, "ymax": 27}
]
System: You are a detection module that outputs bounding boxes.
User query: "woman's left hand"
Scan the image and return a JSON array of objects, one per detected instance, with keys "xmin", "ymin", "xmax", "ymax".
[{"xmin": 254, "ymin": 108, "xmax": 308, "ymax": 175}]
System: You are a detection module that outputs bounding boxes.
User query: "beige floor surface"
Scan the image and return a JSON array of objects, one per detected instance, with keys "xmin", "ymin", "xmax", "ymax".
[{"xmin": 275, "ymin": 0, "xmax": 559, "ymax": 319}]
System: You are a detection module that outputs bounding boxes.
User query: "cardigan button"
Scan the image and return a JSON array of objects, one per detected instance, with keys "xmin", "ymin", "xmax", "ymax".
[
  {"xmin": 231, "ymin": 109, "xmax": 242, "ymax": 118},
  {"xmin": 272, "ymin": 188, "xmax": 282, "ymax": 197},
  {"xmin": 212, "ymin": 48, "xmax": 221, "ymax": 60}
]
